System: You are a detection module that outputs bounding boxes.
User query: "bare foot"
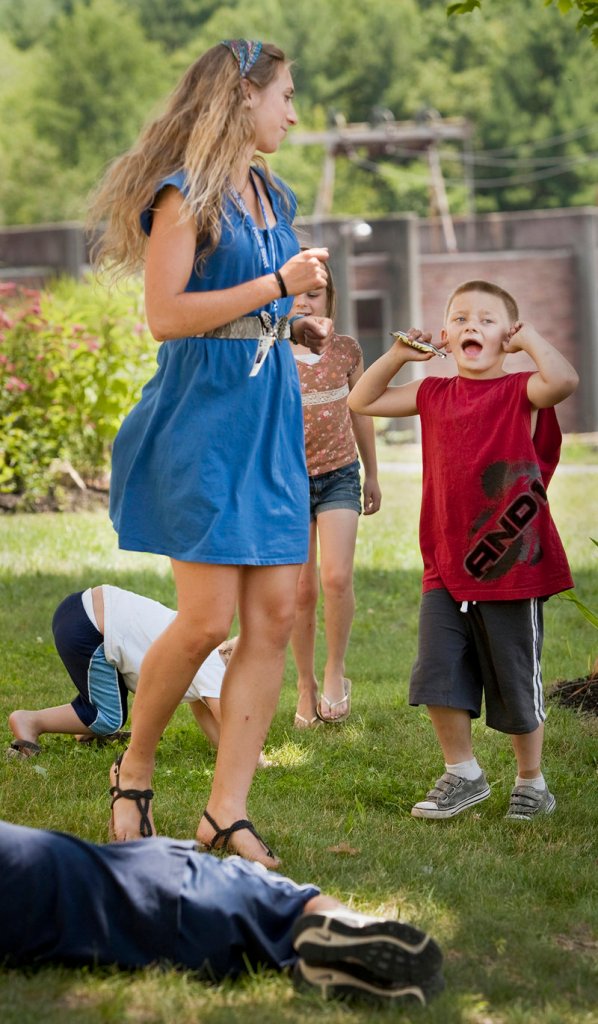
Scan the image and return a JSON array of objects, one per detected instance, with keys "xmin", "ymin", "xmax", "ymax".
[
  {"xmin": 196, "ymin": 809, "xmax": 281, "ymax": 870},
  {"xmin": 8, "ymin": 710, "xmax": 41, "ymax": 755},
  {"xmin": 109, "ymin": 752, "xmax": 156, "ymax": 841}
]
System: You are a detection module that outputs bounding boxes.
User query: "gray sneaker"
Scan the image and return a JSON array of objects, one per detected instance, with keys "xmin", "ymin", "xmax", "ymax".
[
  {"xmin": 411, "ymin": 771, "xmax": 491, "ymax": 819},
  {"xmin": 505, "ymin": 784, "xmax": 556, "ymax": 820}
]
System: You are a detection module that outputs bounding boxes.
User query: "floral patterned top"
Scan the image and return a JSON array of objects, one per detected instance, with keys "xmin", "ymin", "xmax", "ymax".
[{"xmin": 294, "ymin": 333, "xmax": 362, "ymax": 476}]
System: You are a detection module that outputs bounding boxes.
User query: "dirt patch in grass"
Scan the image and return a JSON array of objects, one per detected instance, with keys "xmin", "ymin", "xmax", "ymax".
[{"xmin": 548, "ymin": 675, "xmax": 598, "ymax": 715}]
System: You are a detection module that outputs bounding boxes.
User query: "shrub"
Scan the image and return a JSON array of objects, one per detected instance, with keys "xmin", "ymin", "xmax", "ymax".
[{"xmin": 0, "ymin": 276, "xmax": 156, "ymax": 506}]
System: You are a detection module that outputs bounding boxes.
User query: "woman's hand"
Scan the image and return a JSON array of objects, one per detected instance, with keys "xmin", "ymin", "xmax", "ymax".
[{"xmin": 279, "ymin": 248, "xmax": 329, "ymax": 296}]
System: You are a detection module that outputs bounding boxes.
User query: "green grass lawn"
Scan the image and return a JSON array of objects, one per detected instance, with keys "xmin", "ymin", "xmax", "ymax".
[{"xmin": 0, "ymin": 464, "xmax": 597, "ymax": 1024}]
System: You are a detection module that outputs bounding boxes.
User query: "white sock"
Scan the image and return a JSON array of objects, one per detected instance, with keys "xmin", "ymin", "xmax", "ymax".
[
  {"xmin": 516, "ymin": 773, "xmax": 546, "ymax": 790},
  {"xmin": 445, "ymin": 758, "xmax": 481, "ymax": 781}
]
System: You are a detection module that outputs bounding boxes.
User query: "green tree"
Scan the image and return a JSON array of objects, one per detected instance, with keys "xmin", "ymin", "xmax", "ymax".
[
  {"xmin": 447, "ymin": 0, "xmax": 598, "ymax": 46},
  {"xmin": 126, "ymin": 0, "xmax": 221, "ymax": 51},
  {"xmin": 0, "ymin": 0, "xmax": 173, "ymax": 223},
  {"xmin": 34, "ymin": 0, "xmax": 171, "ymax": 174},
  {"xmin": 0, "ymin": 0, "xmax": 66, "ymax": 48}
]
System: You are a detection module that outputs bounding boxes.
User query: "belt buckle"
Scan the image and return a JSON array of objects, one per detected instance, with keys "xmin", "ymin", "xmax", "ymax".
[{"xmin": 249, "ymin": 312, "xmax": 276, "ymax": 377}]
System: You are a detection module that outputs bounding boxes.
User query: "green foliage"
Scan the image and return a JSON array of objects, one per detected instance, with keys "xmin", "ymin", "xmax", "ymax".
[
  {"xmin": 0, "ymin": 278, "xmax": 156, "ymax": 504},
  {"xmin": 0, "ymin": 0, "xmax": 597, "ymax": 223},
  {"xmin": 448, "ymin": 0, "xmax": 598, "ymax": 45},
  {"xmin": 0, "ymin": 0, "xmax": 66, "ymax": 48},
  {"xmin": 0, "ymin": 0, "xmax": 173, "ymax": 224},
  {"xmin": 127, "ymin": 0, "xmax": 222, "ymax": 51},
  {"xmin": 559, "ymin": 538, "xmax": 598, "ymax": 629}
]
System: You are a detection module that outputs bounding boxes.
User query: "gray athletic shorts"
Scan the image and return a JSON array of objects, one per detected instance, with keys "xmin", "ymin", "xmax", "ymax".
[{"xmin": 409, "ymin": 588, "xmax": 546, "ymax": 734}]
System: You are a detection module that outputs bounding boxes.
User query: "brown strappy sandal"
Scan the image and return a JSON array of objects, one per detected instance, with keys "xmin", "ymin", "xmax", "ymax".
[{"xmin": 109, "ymin": 751, "xmax": 154, "ymax": 839}]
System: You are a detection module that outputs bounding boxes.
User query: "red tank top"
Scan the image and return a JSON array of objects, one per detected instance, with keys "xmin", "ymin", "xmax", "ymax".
[{"xmin": 416, "ymin": 372, "xmax": 573, "ymax": 601}]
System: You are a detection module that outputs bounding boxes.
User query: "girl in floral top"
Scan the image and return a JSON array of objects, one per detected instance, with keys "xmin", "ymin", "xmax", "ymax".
[{"xmin": 291, "ymin": 261, "xmax": 381, "ymax": 725}]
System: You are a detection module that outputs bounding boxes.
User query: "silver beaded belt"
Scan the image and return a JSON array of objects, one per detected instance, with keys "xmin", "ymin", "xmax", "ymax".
[{"xmin": 195, "ymin": 313, "xmax": 290, "ymax": 340}]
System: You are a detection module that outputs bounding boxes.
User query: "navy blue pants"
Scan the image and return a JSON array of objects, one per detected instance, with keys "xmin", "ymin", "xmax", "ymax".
[
  {"xmin": 0, "ymin": 821, "xmax": 319, "ymax": 978},
  {"xmin": 52, "ymin": 592, "xmax": 129, "ymax": 735}
]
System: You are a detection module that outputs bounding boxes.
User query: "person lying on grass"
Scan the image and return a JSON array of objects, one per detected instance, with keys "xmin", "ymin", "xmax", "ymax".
[
  {"xmin": 0, "ymin": 818, "xmax": 444, "ymax": 1006},
  {"xmin": 6, "ymin": 585, "xmax": 263, "ymax": 762},
  {"xmin": 349, "ymin": 279, "xmax": 578, "ymax": 822}
]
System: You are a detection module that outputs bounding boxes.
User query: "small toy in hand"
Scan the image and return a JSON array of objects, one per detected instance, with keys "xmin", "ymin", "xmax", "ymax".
[{"xmin": 390, "ymin": 330, "xmax": 447, "ymax": 359}]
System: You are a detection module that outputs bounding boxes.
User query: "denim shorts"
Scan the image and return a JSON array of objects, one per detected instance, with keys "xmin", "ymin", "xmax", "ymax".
[{"xmin": 309, "ymin": 459, "xmax": 361, "ymax": 520}]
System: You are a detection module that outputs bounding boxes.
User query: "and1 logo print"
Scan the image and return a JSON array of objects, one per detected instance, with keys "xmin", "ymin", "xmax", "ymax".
[{"xmin": 464, "ymin": 461, "xmax": 548, "ymax": 582}]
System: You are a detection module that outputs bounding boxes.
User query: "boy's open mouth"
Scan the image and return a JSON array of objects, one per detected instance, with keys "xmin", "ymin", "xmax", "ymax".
[{"xmin": 461, "ymin": 340, "xmax": 483, "ymax": 356}]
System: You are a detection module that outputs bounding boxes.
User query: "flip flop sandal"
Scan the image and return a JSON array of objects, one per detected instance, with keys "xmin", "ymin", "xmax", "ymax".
[
  {"xmin": 293, "ymin": 712, "xmax": 320, "ymax": 730},
  {"xmin": 109, "ymin": 751, "xmax": 154, "ymax": 839},
  {"xmin": 198, "ymin": 808, "xmax": 280, "ymax": 868},
  {"xmin": 6, "ymin": 739, "xmax": 42, "ymax": 759},
  {"xmin": 316, "ymin": 678, "xmax": 352, "ymax": 723}
]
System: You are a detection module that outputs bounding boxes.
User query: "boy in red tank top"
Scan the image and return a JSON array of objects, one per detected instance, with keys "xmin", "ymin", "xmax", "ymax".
[{"xmin": 348, "ymin": 280, "xmax": 578, "ymax": 821}]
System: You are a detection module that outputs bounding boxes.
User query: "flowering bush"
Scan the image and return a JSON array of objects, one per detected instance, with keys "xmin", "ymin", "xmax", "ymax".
[{"xmin": 0, "ymin": 277, "xmax": 156, "ymax": 506}]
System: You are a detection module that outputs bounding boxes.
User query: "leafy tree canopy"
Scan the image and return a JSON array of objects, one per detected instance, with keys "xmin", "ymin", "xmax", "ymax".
[
  {"xmin": 0, "ymin": 0, "xmax": 597, "ymax": 224},
  {"xmin": 447, "ymin": 0, "xmax": 598, "ymax": 46}
]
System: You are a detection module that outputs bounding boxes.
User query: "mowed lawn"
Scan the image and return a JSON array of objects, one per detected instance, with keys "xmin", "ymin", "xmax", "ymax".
[{"xmin": 0, "ymin": 457, "xmax": 597, "ymax": 1024}]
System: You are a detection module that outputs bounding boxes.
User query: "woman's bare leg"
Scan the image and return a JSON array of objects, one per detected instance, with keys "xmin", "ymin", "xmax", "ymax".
[
  {"xmin": 290, "ymin": 522, "xmax": 319, "ymax": 724},
  {"xmin": 196, "ymin": 562, "xmax": 301, "ymax": 867},
  {"xmin": 110, "ymin": 561, "xmax": 239, "ymax": 841},
  {"xmin": 317, "ymin": 509, "xmax": 359, "ymax": 719}
]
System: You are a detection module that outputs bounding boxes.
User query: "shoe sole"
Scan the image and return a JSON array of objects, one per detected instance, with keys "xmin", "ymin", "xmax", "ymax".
[
  {"xmin": 506, "ymin": 793, "xmax": 556, "ymax": 820},
  {"xmin": 292, "ymin": 913, "xmax": 443, "ymax": 991},
  {"xmin": 411, "ymin": 783, "xmax": 491, "ymax": 819},
  {"xmin": 293, "ymin": 959, "xmax": 445, "ymax": 1005}
]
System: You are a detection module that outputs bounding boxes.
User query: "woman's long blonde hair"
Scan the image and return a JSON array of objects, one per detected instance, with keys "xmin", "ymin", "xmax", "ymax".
[{"xmin": 88, "ymin": 42, "xmax": 286, "ymax": 279}]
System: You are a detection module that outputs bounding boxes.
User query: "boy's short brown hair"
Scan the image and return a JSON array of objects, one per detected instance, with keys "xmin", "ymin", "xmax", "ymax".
[{"xmin": 444, "ymin": 280, "xmax": 519, "ymax": 324}]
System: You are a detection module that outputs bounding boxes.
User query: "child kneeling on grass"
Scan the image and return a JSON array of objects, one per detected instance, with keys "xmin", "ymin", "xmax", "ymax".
[
  {"xmin": 7, "ymin": 585, "xmax": 244, "ymax": 761},
  {"xmin": 348, "ymin": 279, "xmax": 578, "ymax": 821}
]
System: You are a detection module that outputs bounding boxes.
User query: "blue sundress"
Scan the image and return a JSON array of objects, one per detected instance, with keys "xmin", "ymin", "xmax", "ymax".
[{"xmin": 109, "ymin": 169, "xmax": 309, "ymax": 565}]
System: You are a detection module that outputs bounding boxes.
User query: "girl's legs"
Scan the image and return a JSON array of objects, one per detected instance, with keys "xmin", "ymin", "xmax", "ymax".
[
  {"xmin": 110, "ymin": 561, "xmax": 239, "ymax": 842},
  {"xmin": 290, "ymin": 521, "xmax": 319, "ymax": 724},
  {"xmin": 316, "ymin": 509, "xmax": 359, "ymax": 720},
  {"xmin": 196, "ymin": 562, "xmax": 301, "ymax": 868}
]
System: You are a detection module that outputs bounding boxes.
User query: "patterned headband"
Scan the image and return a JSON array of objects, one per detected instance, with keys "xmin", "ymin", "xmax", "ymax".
[{"xmin": 221, "ymin": 39, "xmax": 263, "ymax": 78}]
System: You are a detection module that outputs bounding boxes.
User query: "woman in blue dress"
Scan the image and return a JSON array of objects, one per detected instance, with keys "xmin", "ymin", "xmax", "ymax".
[{"xmin": 88, "ymin": 40, "xmax": 331, "ymax": 867}]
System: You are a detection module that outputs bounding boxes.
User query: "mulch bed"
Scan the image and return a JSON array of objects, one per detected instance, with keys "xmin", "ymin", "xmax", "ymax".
[
  {"xmin": 548, "ymin": 676, "xmax": 598, "ymax": 715},
  {"xmin": 0, "ymin": 488, "xmax": 109, "ymax": 513}
]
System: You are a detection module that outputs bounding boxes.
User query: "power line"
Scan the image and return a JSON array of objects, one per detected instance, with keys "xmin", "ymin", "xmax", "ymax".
[
  {"xmin": 370, "ymin": 152, "xmax": 598, "ymax": 189},
  {"xmin": 468, "ymin": 123, "xmax": 598, "ymax": 156}
]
